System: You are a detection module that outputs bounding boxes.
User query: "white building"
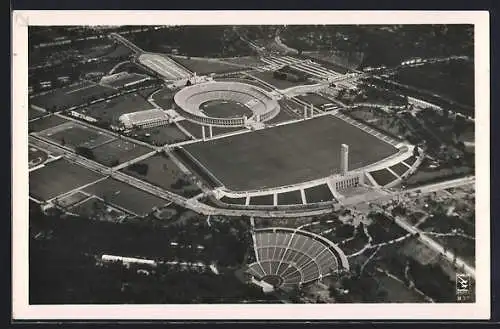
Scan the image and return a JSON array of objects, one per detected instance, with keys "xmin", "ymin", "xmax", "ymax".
[
  {"xmin": 119, "ymin": 108, "xmax": 171, "ymax": 129},
  {"xmin": 101, "ymin": 254, "xmax": 157, "ymax": 267}
]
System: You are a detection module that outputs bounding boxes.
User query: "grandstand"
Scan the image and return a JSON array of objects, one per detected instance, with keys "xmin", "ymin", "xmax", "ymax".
[
  {"xmin": 174, "ymin": 81, "xmax": 280, "ymax": 127},
  {"xmin": 245, "ymin": 227, "xmax": 349, "ymax": 292},
  {"xmin": 138, "ymin": 53, "xmax": 191, "ymax": 80},
  {"xmin": 119, "ymin": 108, "xmax": 171, "ymax": 129}
]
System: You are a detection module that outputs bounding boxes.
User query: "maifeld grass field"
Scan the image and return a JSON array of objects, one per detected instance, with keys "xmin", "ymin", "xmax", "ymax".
[{"xmin": 184, "ymin": 115, "xmax": 397, "ymax": 191}]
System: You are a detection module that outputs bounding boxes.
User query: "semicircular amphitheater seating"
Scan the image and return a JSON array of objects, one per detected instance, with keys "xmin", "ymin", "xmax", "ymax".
[{"xmin": 245, "ymin": 229, "xmax": 342, "ymax": 290}]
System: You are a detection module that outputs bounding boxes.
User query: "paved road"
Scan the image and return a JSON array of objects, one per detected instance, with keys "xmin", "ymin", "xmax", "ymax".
[
  {"xmin": 109, "ymin": 33, "xmax": 144, "ymax": 54},
  {"xmin": 393, "ymin": 213, "xmax": 476, "ymax": 278}
]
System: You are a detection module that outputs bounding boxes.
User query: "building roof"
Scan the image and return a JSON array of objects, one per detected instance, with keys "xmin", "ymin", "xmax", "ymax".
[{"xmin": 119, "ymin": 108, "xmax": 169, "ymax": 127}]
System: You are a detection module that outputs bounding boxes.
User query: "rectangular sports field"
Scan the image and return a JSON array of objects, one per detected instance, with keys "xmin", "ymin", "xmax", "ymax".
[
  {"xmin": 169, "ymin": 56, "xmax": 246, "ymax": 75},
  {"xmin": 76, "ymin": 92, "xmax": 153, "ymax": 125},
  {"xmin": 132, "ymin": 124, "xmax": 190, "ymax": 146},
  {"xmin": 83, "ymin": 178, "xmax": 170, "ymax": 215},
  {"xmin": 120, "ymin": 153, "xmax": 201, "ymax": 198},
  {"xmin": 29, "ymin": 115, "xmax": 68, "ymax": 133},
  {"xmin": 91, "ymin": 139, "xmax": 152, "ymax": 166},
  {"xmin": 184, "ymin": 115, "xmax": 398, "ymax": 191},
  {"xmin": 250, "ymin": 71, "xmax": 313, "ymax": 90},
  {"xmin": 29, "ymin": 158, "xmax": 104, "ymax": 201},
  {"xmin": 38, "ymin": 122, "xmax": 116, "ymax": 150},
  {"xmin": 30, "ymin": 82, "xmax": 116, "ymax": 111},
  {"xmin": 296, "ymin": 93, "xmax": 335, "ymax": 107}
]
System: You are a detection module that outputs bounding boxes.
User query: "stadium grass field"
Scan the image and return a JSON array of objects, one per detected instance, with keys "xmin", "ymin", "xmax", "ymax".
[
  {"xmin": 83, "ymin": 178, "xmax": 170, "ymax": 215},
  {"xmin": 91, "ymin": 139, "xmax": 151, "ymax": 167},
  {"xmin": 120, "ymin": 153, "xmax": 201, "ymax": 198},
  {"xmin": 29, "ymin": 115, "xmax": 68, "ymax": 132},
  {"xmin": 75, "ymin": 92, "xmax": 154, "ymax": 125},
  {"xmin": 184, "ymin": 115, "xmax": 398, "ymax": 191},
  {"xmin": 200, "ymin": 100, "xmax": 253, "ymax": 118},
  {"xmin": 29, "ymin": 158, "xmax": 104, "ymax": 201},
  {"xmin": 39, "ymin": 122, "xmax": 116, "ymax": 150}
]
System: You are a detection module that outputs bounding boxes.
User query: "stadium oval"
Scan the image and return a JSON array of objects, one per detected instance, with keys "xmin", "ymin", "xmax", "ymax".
[{"xmin": 173, "ymin": 81, "xmax": 280, "ymax": 127}]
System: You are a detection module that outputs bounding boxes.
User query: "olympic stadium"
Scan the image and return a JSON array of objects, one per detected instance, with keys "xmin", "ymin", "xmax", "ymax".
[
  {"xmin": 245, "ymin": 227, "xmax": 349, "ymax": 292},
  {"xmin": 169, "ymin": 79, "xmax": 423, "ymax": 210},
  {"xmin": 173, "ymin": 81, "xmax": 280, "ymax": 127}
]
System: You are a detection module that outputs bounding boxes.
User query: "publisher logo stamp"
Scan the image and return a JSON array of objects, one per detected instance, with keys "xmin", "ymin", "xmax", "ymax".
[{"xmin": 456, "ymin": 273, "xmax": 472, "ymax": 302}]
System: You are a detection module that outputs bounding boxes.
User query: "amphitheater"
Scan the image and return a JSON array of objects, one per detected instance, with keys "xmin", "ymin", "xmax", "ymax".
[
  {"xmin": 245, "ymin": 227, "xmax": 349, "ymax": 291},
  {"xmin": 173, "ymin": 81, "xmax": 280, "ymax": 127}
]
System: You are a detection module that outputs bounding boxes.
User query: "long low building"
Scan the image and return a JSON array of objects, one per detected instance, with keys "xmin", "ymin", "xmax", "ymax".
[{"xmin": 119, "ymin": 108, "xmax": 171, "ymax": 129}]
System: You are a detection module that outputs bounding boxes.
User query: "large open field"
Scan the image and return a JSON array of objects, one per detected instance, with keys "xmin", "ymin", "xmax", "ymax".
[
  {"xmin": 30, "ymin": 81, "xmax": 117, "ymax": 111},
  {"xmin": 38, "ymin": 122, "xmax": 116, "ymax": 150},
  {"xmin": 76, "ymin": 92, "xmax": 154, "ymax": 125},
  {"xmin": 121, "ymin": 153, "xmax": 201, "ymax": 198},
  {"xmin": 91, "ymin": 140, "xmax": 152, "ymax": 167},
  {"xmin": 296, "ymin": 93, "xmax": 336, "ymax": 107},
  {"xmin": 131, "ymin": 123, "xmax": 190, "ymax": 146},
  {"xmin": 29, "ymin": 115, "xmax": 68, "ymax": 133},
  {"xmin": 184, "ymin": 115, "xmax": 397, "ymax": 191},
  {"xmin": 169, "ymin": 56, "xmax": 249, "ymax": 75},
  {"xmin": 83, "ymin": 178, "xmax": 170, "ymax": 215},
  {"xmin": 29, "ymin": 158, "xmax": 104, "ymax": 201},
  {"xmin": 249, "ymin": 71, "xmax": 314, "ymax": 90}
]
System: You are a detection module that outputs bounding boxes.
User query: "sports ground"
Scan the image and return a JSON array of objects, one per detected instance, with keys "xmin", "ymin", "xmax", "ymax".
[
  {"xmin": 75, "ymin": 92, "xmax": 154, "ymax": 125},
  {"xmin": 30, "ymin": 81, "xmax": 116, "ymax": 111},
  {"xmin": 200, "ymin": 100, "xmax": 253, "ymax": 118},
  {"xmin": 29, "ymin": 158, "xmax": 104, "ymax": 201},
  {"xmin": 184, "ymin": 115, "xmax": 398, "ymax": 191}
]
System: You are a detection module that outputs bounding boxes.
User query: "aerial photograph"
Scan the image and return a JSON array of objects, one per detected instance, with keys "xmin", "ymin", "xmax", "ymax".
[{"xmin": 27, "ymin": 24, "xmax": 476, "ymax": 304}]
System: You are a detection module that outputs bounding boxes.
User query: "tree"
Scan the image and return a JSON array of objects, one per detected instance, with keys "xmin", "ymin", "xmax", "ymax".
[{"xmin": 75, "ymin": 146, "xmax": 95, "ymax": 160}]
